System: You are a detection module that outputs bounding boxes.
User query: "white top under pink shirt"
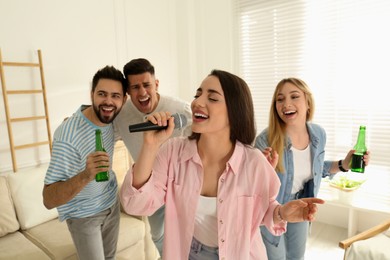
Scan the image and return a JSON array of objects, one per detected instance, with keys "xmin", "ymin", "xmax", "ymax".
[{"xmin": 120, "ymin": 137, "xmax": 286, "ymax": 260}]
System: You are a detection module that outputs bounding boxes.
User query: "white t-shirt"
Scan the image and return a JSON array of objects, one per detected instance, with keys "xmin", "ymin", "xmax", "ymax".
[
  {"xmin": 194, "ymin": 195, "xmax": 218, "ymax": 247},
  {"xmin": 291, "ymin": 145, "xmax": 312, "ymax": 194}
]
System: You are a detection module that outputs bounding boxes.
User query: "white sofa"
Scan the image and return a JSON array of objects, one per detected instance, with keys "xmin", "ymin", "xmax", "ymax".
[{"xmin": 0, "ymin": 141, "xmax": 159, "ymax": 260}]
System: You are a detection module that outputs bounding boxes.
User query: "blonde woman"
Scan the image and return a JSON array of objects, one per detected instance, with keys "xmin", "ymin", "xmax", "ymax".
[{"xmin": 255, "ymin": 78, "xmax": 370, "ymax": 260}]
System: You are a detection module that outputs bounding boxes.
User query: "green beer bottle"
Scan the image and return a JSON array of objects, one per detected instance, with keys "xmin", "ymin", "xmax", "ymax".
[
  {"xmin": 95, "ymin": 129, "xmax": 109, "ymax": 182},
  {"xmin": 350, "ymin": 126, "xmax": 367, "ymax": 173}
]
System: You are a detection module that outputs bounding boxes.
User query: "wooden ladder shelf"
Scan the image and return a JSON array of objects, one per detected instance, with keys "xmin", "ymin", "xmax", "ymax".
[{"xmin": 0, "ymin": 49, "xmax": 52, "ymax": 172}]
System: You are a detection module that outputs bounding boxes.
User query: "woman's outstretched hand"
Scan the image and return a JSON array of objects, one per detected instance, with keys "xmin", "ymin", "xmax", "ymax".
[{"xmin": 281, "ymin": 198, "xmax": 325, "ymax": 222}]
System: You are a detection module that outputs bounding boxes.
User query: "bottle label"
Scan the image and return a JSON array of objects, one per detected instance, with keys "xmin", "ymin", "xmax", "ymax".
[{"xmin": 351, "ymin": 154, "xmax": 365, "ymax": 173}]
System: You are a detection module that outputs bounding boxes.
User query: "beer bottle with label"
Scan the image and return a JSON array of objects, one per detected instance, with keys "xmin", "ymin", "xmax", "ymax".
[
  {"xmin": 350, "ymin": 126, "xmax": 367, "ymax": 173},
  {"xmin": 95, "ymin": 129, "xmax": 109, "ymax": 181}
]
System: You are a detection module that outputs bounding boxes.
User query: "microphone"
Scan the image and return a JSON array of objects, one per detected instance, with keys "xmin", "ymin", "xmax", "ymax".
[{"xmin": 128, "ymin": 113, "xmax": 188, "ymax": 133}]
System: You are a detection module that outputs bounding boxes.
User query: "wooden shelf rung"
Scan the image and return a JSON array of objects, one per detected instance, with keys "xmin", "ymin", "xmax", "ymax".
[
  {"xmin": 10, "ymin": 116, "xmax": 46, "ymax": 122},
  {"xmin": 14, "ymin": 141, "xmax": 50, "ymax": 150},
  {"xmin": 2, "ymin": 61, "xmax": 40, "ymax": 67},
  {"xmin": 6, "ymin": 89, "xmax": 43, "ymax": 94}
]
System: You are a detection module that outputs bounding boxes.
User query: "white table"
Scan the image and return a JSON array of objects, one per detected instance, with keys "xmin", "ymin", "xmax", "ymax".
[{"xmin": 317, "ymin": 174, "xmax": 390, "ymax": 237}]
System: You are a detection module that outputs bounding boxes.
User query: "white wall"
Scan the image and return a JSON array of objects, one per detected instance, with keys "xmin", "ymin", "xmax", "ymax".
[
  {"xmin": 0, "ymin": 0, "xmax": 234, "ymax": 172},
  {"xmin": 174, "ymin": 0, "xmax": 236, "ymax": 101}
]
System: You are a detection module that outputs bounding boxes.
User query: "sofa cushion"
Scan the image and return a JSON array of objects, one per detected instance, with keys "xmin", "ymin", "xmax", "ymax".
[
  {"xmin": 117, "ymin": 213, "xmax": 146, "ymax": 252},
  {"xmin": 116, "ymin": 240, "xmax": 145, "ymax": 260},
  {"xmin": 0, "ymin": 176, "xmax": 19, "ymax": 237},
  {"xmin": 22, "ymin": 212, "xmax": 146, "ymax": 260},
  {"xmin": 0, "ymin": 231, "xmax": 50, "ymax": 260},
  {"xmin": 22, "ymin": 218, "xmax": 77, "ymax": 260},
  {"xmin": 7, "ymin": 164, "xmax": 58, "ymax": 230}
]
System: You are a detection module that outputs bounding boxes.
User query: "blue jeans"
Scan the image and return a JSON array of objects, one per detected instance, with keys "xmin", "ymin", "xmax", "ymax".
[
  {"xmin": 262, "ymin": 221, "xmax": 309, "ymax": 260},
  {"xmin": 188, "ymin": 237, "xmax": 219, "ymax": 260},
  {"xmin": 148, "ymin": 204, "xmax": 165, "ymax": 256},
  {"xmin": 66, "ymin": 200, "xmax": 120, "ymax": 260}
]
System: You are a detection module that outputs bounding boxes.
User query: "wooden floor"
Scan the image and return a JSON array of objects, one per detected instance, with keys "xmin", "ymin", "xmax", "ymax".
[{"xmin": 306, "ymin": 222, "xmax": 347, "ymax": 260}]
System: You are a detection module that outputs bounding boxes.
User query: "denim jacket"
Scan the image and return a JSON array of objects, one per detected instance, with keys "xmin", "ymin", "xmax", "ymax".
[{"xmin": 255, "ymin": 123, "xmax": 332, "ymax": 245}]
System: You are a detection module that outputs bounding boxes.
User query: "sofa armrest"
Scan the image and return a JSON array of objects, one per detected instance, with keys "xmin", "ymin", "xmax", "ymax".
[
  {"xmin": 0, "ymin": 176, "xmax": 20, "ymax": 237},
  {"xmin": 339, "ymin": 219, "xmax": 390, "ymax": 249}
]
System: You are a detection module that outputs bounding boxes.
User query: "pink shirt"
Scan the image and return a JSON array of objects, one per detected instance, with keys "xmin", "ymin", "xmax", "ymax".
[{"xmin": 120, "ymin": 137, "xmax": 286, "ymax": 260}]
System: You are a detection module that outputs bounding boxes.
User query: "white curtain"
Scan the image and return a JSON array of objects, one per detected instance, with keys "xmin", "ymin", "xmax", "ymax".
[{"xmin": 235, "ymin": 0, "xmax": 390, "ymax": 204}]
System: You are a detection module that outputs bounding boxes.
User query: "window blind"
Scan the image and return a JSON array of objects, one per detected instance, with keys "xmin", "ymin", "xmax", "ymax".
[{"xmin": 235, "ymin": 0, "xmax": 390, "ymax": 201}]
